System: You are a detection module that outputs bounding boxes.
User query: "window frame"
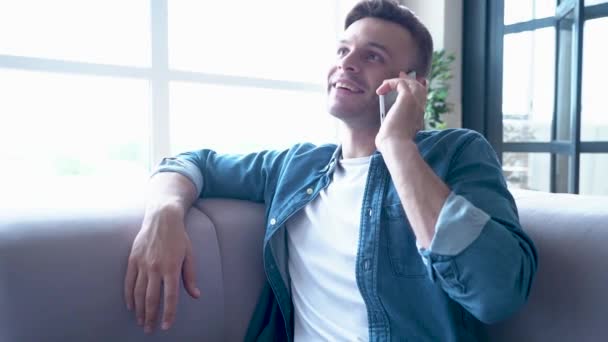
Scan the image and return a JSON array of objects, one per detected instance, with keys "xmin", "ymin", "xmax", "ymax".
[
  {"xmin": 463, "ymin": 0, "xmax": 608, "ymax": 194},
  {"xmin": 0, "ymin": 0, "xmax": 329, "ymax": 170}
]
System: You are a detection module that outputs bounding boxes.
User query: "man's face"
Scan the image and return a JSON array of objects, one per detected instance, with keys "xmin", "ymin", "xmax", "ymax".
[{"xmin": 326, "ymin": 17, "xmax": 418, "ymax": 124}]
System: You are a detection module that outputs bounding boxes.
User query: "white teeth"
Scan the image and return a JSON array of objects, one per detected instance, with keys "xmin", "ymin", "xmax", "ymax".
[{"xmin": 335, "ymin": 82, "xmax": 358, "ymax": 92}]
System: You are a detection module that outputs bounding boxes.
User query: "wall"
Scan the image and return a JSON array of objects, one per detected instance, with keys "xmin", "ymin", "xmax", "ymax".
[{"xmin": 403, "ymin": 0, "xmax": 463, "ymax": 128}]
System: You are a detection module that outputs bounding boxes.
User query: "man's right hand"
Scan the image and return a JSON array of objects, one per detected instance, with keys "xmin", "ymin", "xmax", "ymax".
[{"xmin": 124, "ymin": 173, "xmax": 201, "ymax": 334}]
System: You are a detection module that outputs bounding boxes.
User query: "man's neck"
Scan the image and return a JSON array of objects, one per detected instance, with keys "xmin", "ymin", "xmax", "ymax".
[{"xmin": 338, "ymin": 123, "xmax": 378, "ymax": 159}]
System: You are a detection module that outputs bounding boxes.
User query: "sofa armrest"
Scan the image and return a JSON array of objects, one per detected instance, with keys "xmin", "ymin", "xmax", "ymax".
[
  {"xmin": 196, "ymin": 198, "xmax": 267, "ymax": 342},
  {"xmin": 0, "ymin": 202, "xmax": 224, "ymax": 342}
]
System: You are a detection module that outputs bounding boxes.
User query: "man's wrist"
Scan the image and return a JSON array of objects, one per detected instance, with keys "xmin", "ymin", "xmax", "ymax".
[
  {"xmin": 145, "ymin": 197, "xmax": 188, "ymax": 220},
  {"xmin": 378, "ymin": 137, "xmax": 419, "ymax": 161}
]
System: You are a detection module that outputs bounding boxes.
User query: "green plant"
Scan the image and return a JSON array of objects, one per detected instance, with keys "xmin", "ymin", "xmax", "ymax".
[{"xmin": 425, "ymin": 50, "xmax": 456, "ymax": 130}]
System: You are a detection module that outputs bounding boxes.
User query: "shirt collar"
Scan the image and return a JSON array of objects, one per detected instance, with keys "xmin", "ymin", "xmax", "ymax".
[{"xmin": 325, "ymin": 144, "xmax": 383, "ymax": 173}]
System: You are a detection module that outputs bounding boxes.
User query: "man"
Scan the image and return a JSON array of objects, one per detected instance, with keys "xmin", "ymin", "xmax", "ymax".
[{"xmin": 124, "ymin": 0, "xmax": 538, "ymax": 340}]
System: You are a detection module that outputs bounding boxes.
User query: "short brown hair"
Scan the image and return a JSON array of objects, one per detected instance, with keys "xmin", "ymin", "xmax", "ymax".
[{"xmin": 345, "ymin": 0, "xmax": 434, "ymax": 77}]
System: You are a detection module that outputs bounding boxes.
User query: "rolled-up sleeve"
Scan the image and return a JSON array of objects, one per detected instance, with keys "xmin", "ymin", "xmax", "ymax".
[
  {"xmin": 148, "ymin": 147, "xmax": 291, "ymax": 203},
  {"xmin": 416, "ymin": 132, "xmax": 538, "ymax": 324},
  {"xmin": 152, "ymin": 157, "xmax": 205, "ymax": 195},
  {"xmin": 424, "ymin": 192, "xmax": 490, "ymax": 256}
]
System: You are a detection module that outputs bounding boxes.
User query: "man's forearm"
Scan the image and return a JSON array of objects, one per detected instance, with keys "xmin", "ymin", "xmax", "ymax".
[
  {"xmin": 379, "ymin": 139, "xmax": 450, "ymax": 248},
  {"xmin": 145, "ymin": 172, "xmax": 199, "ymax": 220}
]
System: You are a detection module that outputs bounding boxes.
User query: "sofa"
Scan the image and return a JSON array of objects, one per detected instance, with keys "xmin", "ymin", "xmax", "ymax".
[{"xmin": 1, "ymin": 188, "xmax": 607, "ymax": 341}]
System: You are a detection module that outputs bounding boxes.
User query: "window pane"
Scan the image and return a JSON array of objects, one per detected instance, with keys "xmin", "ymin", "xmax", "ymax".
[
  {"xmin": 169, "ymin": 83, "xmax": 337, "ymax": 155},
  {"xmin": 580, "ymin": 154, "xmax": 608, "ymax": 195},
  {"xmin": 169, "ymin": 0, "xmax": 337, "ymax": 83},
  {"xmin": 505, "ymin": 0, "xmax": 556, "ymax": 25},
  {"xmin": 0, "ymin": 69, "xmax": 150, "ymax": 182},
  {"xmin": 555, "ymin": 12, "xmax": 575, "ymax": 141},
  {"xmin": 581, "ymin": 18, "xmax": 608, "ymax": 141},
  {"xmin": 503, "ymin": 28, "xmax": 555, "ymax": 142},
  {"xmin": 0, "ymin": 0, "xmax": 150, "ymax": 66},
  {"xmin": 503, "ymin": 153, "xmax": 550, "ymax": 191},
  {"xmin": 585, "ymin": 0, "xmax": 608, "ymax": 6}
]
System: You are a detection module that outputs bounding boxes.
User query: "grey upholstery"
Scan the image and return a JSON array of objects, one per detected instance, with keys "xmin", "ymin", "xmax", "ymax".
[
  {"xmin": 195, "ymin": 199, "xmax": 266, "ymax": 342},
  {"xmin": 1, "ymin": 189, "xmax": 607, "ymax": 341},
  {"xmin": 0, "ymin": 201, "xmax": 225, "ymax": 342},
  {"xmin": 483, "ymin": 190, "xmax": 608, "ymax": 341}
]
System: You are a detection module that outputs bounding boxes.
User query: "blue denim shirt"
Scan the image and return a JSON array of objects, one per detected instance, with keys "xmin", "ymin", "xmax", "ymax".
[{"xmin": 156, "ymin": 129, "xmax": 538, "ymax": 341}]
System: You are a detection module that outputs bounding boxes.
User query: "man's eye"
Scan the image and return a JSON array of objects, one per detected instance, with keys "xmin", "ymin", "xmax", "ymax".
[
  {"xmin": 337, "ymin": 47, "xmax": 348, "ymax": 56},
  {"xmin": 367, "ymin": 53, "xmax": 381, "ymax": 62}
]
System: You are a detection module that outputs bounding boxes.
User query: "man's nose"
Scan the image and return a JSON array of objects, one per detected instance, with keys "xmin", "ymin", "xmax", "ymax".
[{"xmin": 338, "ymin": 51, "xmax": 360, "ymax": 73}]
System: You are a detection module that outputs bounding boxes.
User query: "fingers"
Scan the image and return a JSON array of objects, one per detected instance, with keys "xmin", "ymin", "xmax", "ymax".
[
  {"xmin": 377, "ymin": 80, "xmax": 425, "ymax": 116},
  {"xmin": 124, "ymin": 257, "xmax": 137, "ymax": 311},
  {"xmin": 397, "ymin": 74, "xmax": 426, "ymax": 111},
  {"xmin": 161, "ymin": 273, "xmax": 180, "ymax": 330},
  {"xmin": 134, "ymin": 272, "xmax": 148, "ymax": 327},
  {"xmin": 125, "ymin": 214, "xmax": 195, "ymax": 333},
  {"xmin": 182, "ymin": 242, "xmax": 201, "ymax": 299},
  {"xmin": 144, "ymin": 272, "xmax": 161, "ymax": 333},
  {"xmin": 408, "ymin": 77, "xmax": 427, "ymax": 105},
  {"xmin": 376, "ymin": 72, "xmax": 425, "ymax": 96},
  {"xmin": 130, "ymin": 258, "xmax": 184, "ymax": 334}
]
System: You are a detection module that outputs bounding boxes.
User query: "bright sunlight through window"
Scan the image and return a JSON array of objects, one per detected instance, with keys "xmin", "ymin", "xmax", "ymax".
[{"xmin": 0, "ymin": 0, "xmax": 359, "ymax": 205}]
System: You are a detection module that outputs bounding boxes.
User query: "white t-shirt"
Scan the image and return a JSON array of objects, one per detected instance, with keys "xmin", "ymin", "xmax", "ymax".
[{"xmin": 287, "ymin": 155, "xmax": 371, "ymax": 342}]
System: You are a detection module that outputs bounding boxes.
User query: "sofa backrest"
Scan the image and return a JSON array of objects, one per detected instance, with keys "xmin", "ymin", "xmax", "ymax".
[
  {"xmin": 200, "ymin": 190, "xmax": 608, "ymax": 341},
  {"xmin": 0, "ymin": 203, "xmax": 226, "ymax": 342},
  {"xmin": 196, "ymin": 199, "xmax": 267, "ymax": 342},
  {"xmin": 484, "ymin": 189, "xmax": 608, "ymax": 341}
]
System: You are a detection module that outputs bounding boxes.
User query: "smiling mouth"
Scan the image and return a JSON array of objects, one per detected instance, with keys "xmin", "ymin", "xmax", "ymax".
[{"xmin": 333, "ymin": 81, "xmax": 364, "ymax": 94}]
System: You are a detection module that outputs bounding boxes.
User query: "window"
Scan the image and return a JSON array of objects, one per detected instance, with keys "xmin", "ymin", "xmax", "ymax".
[
  {"xmin": 504, "ymin": 0, "xmax": 555, "ymax": 25},
  {"xmin": 502, "ymin": 27, "xmax": 555, "ymax": 143},
  {"xmin": 463, "ymin": 0, "xmax": 608, "ymax": 195},
  {"xmin": 0, "ymin": 0, "xmax": 355, "ymax": 201},
  {"xmin": 168, "ymin": 0, "xmax": 336, "ymax": 83},
  {"xmin": 0, "ymin": 69, "xmax": 150, "ymax": 179},
  {"xmin": 581, "ymin": 17, "xmax": 608, "ymax": 141},
  {"xmin": 169, "ymin": 82, "xmax": 334, "ymax": 155},
  {"xmin": 502, "ymin": 153, "xmax": 551, "ymax": 191},
  {"xmin": 0, "ymin": 0, "xmax": 151, "ymax": 66}
]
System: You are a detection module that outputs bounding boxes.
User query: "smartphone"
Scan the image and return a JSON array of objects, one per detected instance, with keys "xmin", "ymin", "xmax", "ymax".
[{"xmin": 379, "ymin": 71, "xmax": 416, "ymax": 124}]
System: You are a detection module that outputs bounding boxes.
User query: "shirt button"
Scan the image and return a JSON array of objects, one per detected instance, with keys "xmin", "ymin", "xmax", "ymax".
[
  {"xmin": 368, "ymin": 208, "xmax": 372, "ymax": 217},
  {"xmin": 363, "ymin": 259, "xmax": 371, "ymax": 270},
  {"xmin": 270, "ymin": 218, "xmax": 277, "ymax": 225},
  {"xmin": 306, "ymin": 188, "xmax": 313, "ymax": 195}
]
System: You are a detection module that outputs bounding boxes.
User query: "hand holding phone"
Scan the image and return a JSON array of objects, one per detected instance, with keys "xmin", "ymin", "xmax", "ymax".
[{"xmin": 379, "ymin": 71, "xmax": 417, "ymax": 125}]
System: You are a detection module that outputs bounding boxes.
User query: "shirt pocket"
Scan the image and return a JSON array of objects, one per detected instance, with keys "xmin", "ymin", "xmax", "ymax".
[{"xmin": 382, "ymin": 203, "xmax": 427, "ymax": 278}]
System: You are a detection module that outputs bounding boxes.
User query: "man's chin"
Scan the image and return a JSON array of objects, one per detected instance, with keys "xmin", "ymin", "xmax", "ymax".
[
  {"xmin": 328, "ymin": 103, "xmax": 374, "ymax": 118},
  {"xmin": 328, "ymin": 101, "xmax": 358, "ymax": 116},
  {"xmin": 327, "ymin": 107, "xmax": 351, "ymax": 119}
]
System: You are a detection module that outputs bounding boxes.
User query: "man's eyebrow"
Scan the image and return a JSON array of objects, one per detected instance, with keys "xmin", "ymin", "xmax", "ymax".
[
  {"xmin": 367, "ymin": 42, "xmax": 390, "ymax": 55},
  {"xmin": 338, "ymin": 39, "xmax": 391, "ymax": 55}
]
